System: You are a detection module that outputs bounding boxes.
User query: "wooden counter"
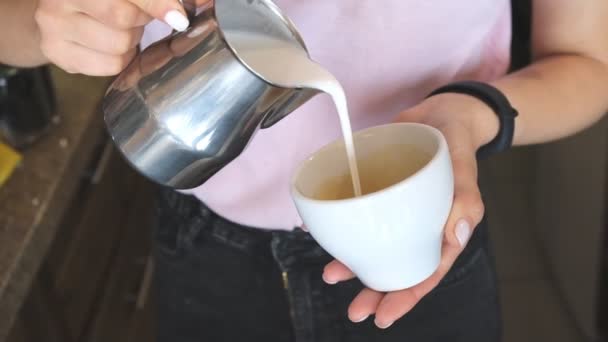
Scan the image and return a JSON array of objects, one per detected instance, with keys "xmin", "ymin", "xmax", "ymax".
[{"xmin": 0, "ymin": 68, "xmax": 109, "ymax": 340}]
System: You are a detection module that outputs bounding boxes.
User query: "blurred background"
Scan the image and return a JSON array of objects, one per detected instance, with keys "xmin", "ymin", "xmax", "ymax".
[{"xmin": 0, "ymin": 1, "xmax": 606, "ymax": 341}]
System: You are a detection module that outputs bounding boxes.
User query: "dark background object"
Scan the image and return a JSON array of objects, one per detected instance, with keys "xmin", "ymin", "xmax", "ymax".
[
  {"xmin": 509, "ymin": 0, "xmax": 532, "ymax": 72},
  {"xmin": 0, "ymin": 65, "xmax": 56, "ymax": 149},
  {"xmin": 601, "ymin": 166, "xmax": 608, "ymax": 341}
]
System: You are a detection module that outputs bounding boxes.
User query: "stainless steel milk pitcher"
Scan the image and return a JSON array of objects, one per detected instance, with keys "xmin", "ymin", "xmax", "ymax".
[{"xmin": 102, "ymin": 0, "xmax": 318, "ymax": 189}]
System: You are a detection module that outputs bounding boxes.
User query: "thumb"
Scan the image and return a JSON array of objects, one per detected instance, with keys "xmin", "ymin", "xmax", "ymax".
[
  {"xmin": 442, "ymin": 127, "xmax": 485, "ymax": 249},
  {"xmin": 129, "ymin": 0, "xmax": 190, "ymax": 32}
]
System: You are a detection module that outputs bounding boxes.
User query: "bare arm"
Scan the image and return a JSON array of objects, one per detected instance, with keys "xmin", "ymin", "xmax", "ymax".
[
  {"xmin": 0, "ymin": 0, "xmax": 47, "ymax": 67},
  {"xmin": 475, "ymin": 0, "xmax": 608, "ymax": 146}
]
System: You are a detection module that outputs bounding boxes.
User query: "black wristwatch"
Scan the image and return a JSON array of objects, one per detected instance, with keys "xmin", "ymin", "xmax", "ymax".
[{"xmin": 427, "ymin": 81, "xmax": 518, "ymax": 159}]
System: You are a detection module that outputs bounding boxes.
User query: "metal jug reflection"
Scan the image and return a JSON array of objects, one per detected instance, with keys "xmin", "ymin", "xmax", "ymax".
[{"xmin": 102, "ymin": 0, "xmax": 318, "ymax": 189}]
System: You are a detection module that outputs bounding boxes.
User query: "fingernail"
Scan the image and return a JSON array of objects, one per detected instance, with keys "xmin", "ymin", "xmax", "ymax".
[
  {"xmin": 322, "ymin": 274, "xmax": 337, "ymax": 285},
  {"xmin": 375, "ymin": 319, "xmax": 394, "ymax": 329},
  {"xmin": 352, "ymin": 314, "xmax": 369, "ymax": 323},
  {"xmin": 455, "ymin": 219, "xmax": 471, "ymax": 247},
  {"xmin": 165, "ymin": 10, "xmax": 189, "ymax": 31}
]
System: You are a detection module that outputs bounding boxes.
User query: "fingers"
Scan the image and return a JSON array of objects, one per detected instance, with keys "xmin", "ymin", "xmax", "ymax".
[
  {"xmin": 323, "ymin": 260, "xmax": 384, "ymax": 324},
  {"xmin": 36, "ymin": 0, "xmax": 150, "ymax": 75},
  {"xmin": 322, "ymin": 260, "xmax": 355, "ymax": 284},
  {"xmin": 78, "ymin": 0, "xmax": 189, "ymax": 32},
  {"xmin": 441, "ymin": 124, "xmax": 485, "ymax": 250},
  {"xmin": 41, "ymin": 39, "xmax": 136, "ymax": 76},
  {"xmin": 65, "ymin": 13, "xmax": 144, "ymax": 55},
  {"xmin": 70, "ymin": 0, "xmax": 150, "ymax": 29},
  {"xmin": 347, "ymin": 288, "xmax": 383, "ymax": 323},
  {"xmin": 129, "ymin": 0, "xmax": 190, "ymax": 31},
  {"xmin": 373, "ymin": 290, "xmax": 416, "ymax": 329},
  {"xmin": 372, "ymin": 239, "xmax": 459, "ymax": 328},
  {"xmin": 344, "ymin": 244, "xmax": 458, "ymax": 329}
]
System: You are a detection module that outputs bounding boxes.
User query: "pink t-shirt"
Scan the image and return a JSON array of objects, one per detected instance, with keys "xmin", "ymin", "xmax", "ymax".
[{"xmin": 143, "ymin": 0, "xmax": 512, "ymax": 230}]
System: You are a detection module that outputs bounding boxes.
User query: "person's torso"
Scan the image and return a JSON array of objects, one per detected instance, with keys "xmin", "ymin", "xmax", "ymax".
[{"xmin": 147, "ymin": 0, "xmax": 513, "ymax": 229}]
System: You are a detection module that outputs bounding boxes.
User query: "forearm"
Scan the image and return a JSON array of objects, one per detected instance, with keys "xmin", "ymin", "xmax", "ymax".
[
  {"xmin": 473, "ymin": 0, "xmax": 608, "ymax": 147},
  {"xmin": 472, "ymin": 55, "xmax": 608, "ymax": 147},
  {"xmin": 499, "ymin": 55, "xmax": 608, "ymax": 145},
  {"xmin": 0, "ymin": 0, "xmax": 47, "ymax": 67}
]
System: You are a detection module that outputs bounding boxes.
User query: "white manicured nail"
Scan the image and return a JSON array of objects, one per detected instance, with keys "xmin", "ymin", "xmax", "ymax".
[
  {"xmin": 322, "ymin": 274, "xmax": 337, "ymax": 285},
  {"xmin": 165, "ymin": 10, "xmax": 189, "ymax": 32},
  {"xmin": 455, "ymin": 219, "xmax": 471, "ymax": 247},
  {"xmin": 353, "ymin": 315, "xmax": 369, "ymax": 323},
  {"xmin": 375, "ymin": 320, "xmax": 394, "ymax": 329}
]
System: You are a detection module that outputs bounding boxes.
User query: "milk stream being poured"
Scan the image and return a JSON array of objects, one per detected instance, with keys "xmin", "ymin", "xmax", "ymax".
[{"xmin": 225, "ymin": 31, "xmax": 363, "ymax": 197}]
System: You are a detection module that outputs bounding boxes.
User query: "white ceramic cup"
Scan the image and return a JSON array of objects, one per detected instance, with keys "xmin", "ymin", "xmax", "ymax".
[{"xmin": 291, "ymin": 123, "xmax": 454, "ymax": 292}]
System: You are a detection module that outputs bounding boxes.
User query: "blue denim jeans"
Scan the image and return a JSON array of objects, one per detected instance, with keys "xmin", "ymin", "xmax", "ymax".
[{"xmin": 153, "ymin": 188, "xmax": 502, "ymax": 342}]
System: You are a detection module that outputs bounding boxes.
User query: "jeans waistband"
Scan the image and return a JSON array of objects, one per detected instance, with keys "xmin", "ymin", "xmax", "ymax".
[{"xmin": 154, "ymin": 187, "xmax": 487, "ymax": 271}]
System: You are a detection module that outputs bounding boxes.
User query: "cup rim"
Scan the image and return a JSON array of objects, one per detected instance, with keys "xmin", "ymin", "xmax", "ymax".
[{"xmin": 291, "ymin": 122, "xmax": 447, "ymax": 204}]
